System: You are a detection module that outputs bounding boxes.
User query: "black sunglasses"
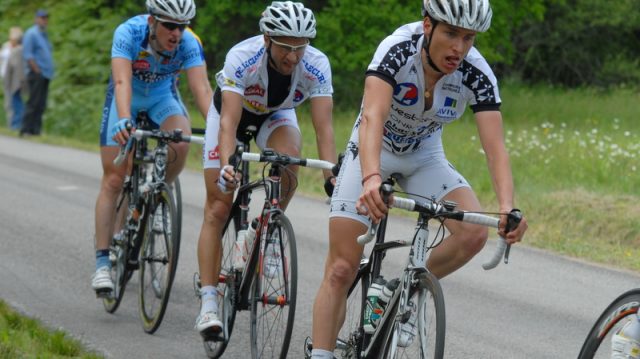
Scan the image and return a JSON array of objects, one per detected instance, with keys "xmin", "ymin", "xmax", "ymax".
[{"xmin": 158, "ymin": 20, "xmax": 187, "ymax": 32}]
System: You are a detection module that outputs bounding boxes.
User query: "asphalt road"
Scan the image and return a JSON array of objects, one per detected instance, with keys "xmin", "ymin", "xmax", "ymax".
[{"xmin": 1, "ymin": 134, "xmax": 638, "ymax": 358}]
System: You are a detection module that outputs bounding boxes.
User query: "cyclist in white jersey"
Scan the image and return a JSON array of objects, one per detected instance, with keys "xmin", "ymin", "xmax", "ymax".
[
  {"xmin": 310, "ymin": 0, "xmax": 528, "ymax": 357},
  {"xmin": 91, "ymin": 0, "xmax": 213, "ymax": 296},
  {"xmin": 196, "ymin": 1, "xmax": 337, "ymax": 337}
]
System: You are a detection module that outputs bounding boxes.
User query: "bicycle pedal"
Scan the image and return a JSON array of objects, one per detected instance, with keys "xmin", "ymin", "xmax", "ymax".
[
  {"xmin": 200, "ymin": 327, "xmax": 223, "ymax": 342},
  {"xmin": 95, "ymin": 288, "xmax": 114, "ymax": 299}
]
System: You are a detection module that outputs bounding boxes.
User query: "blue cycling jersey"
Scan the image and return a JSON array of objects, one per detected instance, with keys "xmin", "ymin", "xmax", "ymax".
[{"xmin": 111, "ymin": 14, "xmax": 205, "ymax": 97}]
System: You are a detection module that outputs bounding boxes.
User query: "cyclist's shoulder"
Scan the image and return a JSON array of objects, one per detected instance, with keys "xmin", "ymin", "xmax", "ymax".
[
  {"xmin": 380, "ymin": 21, "xmax": 423, "ymax": 47},
  {"xmin": 114, "ymin": 14, "xmax": 148, "ymax": 39}
]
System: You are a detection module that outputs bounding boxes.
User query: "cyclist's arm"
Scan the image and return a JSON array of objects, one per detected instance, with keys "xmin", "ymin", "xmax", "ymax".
[
  {"xmin": 112, "ymin": 57, "xmax": 133, "ymax": 121},
  {"xmin": 358, "ymin": 75, "xmax": 393, "ymax": 222},
  {"xmin": 185, "ymin": 64, "xmax": 213, "ymax": 119},
  {"xmin": 309, "ymin": 96, "xmax": 337, "ymax": 180},
  {"xmin": 218, "ymin": 90, "xmax": 244, "ymax": 168},
  {"xmin": 474, "ymin": 110, "xmax": 528, "ymax": 241}
]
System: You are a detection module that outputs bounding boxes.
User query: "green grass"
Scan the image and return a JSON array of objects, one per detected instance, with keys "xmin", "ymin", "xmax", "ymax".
[
  {"xmin": 0, "ymin": 81, "xmax": 639, "ymax": 354},
  {"xmin": 0, "ymin": 300, "xmax": 102, "ymax": 359}
]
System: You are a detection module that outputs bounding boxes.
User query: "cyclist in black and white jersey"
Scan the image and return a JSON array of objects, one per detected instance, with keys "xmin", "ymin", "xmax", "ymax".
[
  {"xmin": 196, "ymin": 1, "xmax": 337, "ymax": 338},
  {"xmin": 310, "ymin": 0, "xmax": 528, "ymax": 357}
]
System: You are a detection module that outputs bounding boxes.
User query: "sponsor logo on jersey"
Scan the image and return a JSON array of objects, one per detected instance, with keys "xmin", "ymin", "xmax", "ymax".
[
  {"xmin": 224, "ymin": 78, "xmax": 237, "ymax": 87},
  {"xmin": 235, "ymin": 48, "xmax": 265, "ymax": 79},
  {"xmin": 244, "ymin": 84, "xmax": 265, "ymax": 97},
  {"xmin": 243, "ymin": 99, "xmax": 268, "ymax": 113},
  {"xmin": 208, "ymin": 146, "xmax": 220, "ymax": 160},
  {"xmin": 138, "ymin": 51, "xmax": 150, "ymax": 59},
  {"xmin": 267, "ymin": 118, "xmax": 289, "ymax": 129},
  {"xmin": 436, "ymin": 98, "xmax": 458, "ymax": 120},
  {"xmin": 133, "ymin": 60, "xmax": 150, "ymax": 70},
  {"xmin": 442, "ymin": 83, "xmax": 461, "ymax": 93},
  {"xmin": 293, "ymin": 89, "xmax": 304, "ymax": 103},
  {"xmin": 390, "ymin": 103, "xmax": 420, "ymax": 122},
  {"xmin": 444, "ymin": 97, "xmax": 457, "ymax": 108},
  {"xmin": 393, "ymin": 83, "xmax": 419, "ymax": 106},
  {"xmin": 302, "ymin": 59, "xmax": 327, "ymax": 84}
]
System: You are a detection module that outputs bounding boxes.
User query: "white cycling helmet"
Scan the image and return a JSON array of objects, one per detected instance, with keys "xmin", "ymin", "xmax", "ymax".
[
  {"xmin": 146, "ymin": 0, "xmax": 196, "ymax": 24},
  {"xmin": 259, "ymin": 1, "xmax": 317, "ymax": 39},
  {"xmin": 422, "ymin": 0, "xmax": 493, "ymax": 32}
]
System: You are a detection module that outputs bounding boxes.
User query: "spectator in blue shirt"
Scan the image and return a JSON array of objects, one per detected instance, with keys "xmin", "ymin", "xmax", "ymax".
[{"xmin": 21, "ymin": 9, "xmax": 54, "ymax": 136}]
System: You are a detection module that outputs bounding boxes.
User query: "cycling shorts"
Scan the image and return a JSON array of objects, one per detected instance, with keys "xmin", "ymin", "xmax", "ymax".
[
  {"xmin": 202, "ymin": 100, "xmax": 301, "ymax": 169},
  {"xmin": 329, "ymin": 146, "xmax": 470, "ymax": 226},
  {"xmin": 99, "ymin": 83, "xmax": 187, "ymax": 146}
]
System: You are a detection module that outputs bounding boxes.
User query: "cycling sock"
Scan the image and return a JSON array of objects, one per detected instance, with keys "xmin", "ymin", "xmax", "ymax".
[
  {"xmin": 311, "ymin": 349, "xmax": 334, "ymax": 359},
  {"xmin": 95, "ymin": 249, "xmax": 111, "ymax": 270},
  {"xmin": 200, "ymin": 285, "xmax": 219, "ymax": 314}
]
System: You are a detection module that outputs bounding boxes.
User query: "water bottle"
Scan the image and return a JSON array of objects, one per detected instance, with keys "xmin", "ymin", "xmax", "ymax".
[
  {"xmin": 243, "ymin": 218, "xmax": 259, "ymax": 259},
  {"xmin": 364, "ymin": 277, "xmax": 386, "ymax": 334},
  {"xmin": 233, "ymin": 229, "xmax": 248, "ymax": 270},
  {"xmin": 612, "ymin": 314, "xmax": 640, "ymax": 359}
]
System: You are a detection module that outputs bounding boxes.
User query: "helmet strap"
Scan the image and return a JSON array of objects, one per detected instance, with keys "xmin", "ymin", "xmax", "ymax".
[{"xmin": 422, "ymin": 19, "xmax": 444, "ymax": 74}]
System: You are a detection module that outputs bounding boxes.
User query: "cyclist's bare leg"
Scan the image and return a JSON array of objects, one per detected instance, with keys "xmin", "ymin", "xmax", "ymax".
[
  {"xmin": 265, "ymin": 125, "xmax": 301, "ymax": 209},
  {"xmin": 197, "ymin": 168, "xmax": 233, "ymax": 287},
  {"xmin": 94, "ymin": 146, "xmax": 129, "ymax": 252},
  {"xmin": 312, "ymin": 217, "xmax": 367, "ymax": 351},
  {"xmin": 160, "ymin": 114, "xmax": 191, "ymax": 184},
  {"xmin": 426, "ymin": 186, "xmax": 488, "ymax": 278}
]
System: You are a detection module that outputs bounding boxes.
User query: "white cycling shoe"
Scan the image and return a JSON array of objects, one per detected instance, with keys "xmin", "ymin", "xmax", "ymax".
[
  {"xmin": 611, "ymin": 324, "xmax": 640, "ymax": 359},
  {"xmin": 91, "ymin": 267, "xmax": 114, "ymax": 297},
  {"xmin": 196, "ymin": 311, "xmax": 223, "ymax": 340}
]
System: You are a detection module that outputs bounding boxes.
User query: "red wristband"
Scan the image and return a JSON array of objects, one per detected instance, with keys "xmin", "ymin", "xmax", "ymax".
[{"xmin": 361, "ymin": 173, "xmax": 381, "ymax": 186}]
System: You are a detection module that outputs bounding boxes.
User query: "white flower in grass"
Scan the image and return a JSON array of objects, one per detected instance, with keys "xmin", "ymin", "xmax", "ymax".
[{"xmin": 624, "ymin": 131, "xmax": 631, "ymax": 137}]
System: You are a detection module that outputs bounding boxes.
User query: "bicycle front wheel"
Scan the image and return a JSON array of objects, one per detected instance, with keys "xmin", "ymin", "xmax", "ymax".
[
  {"xmin": 383, "ymin": 272, "xmax": 445, "ymax": 359},
  {"xmin": 138, "ymin": 186, "xmax": 179, "ymax": 334},
  {"xmin": 250, "ymin": 214, "xmax": 297, "ymax": 359},
  {"xmin": 578, "ymin": 289, "xmax": 640, "ymax": 359}
]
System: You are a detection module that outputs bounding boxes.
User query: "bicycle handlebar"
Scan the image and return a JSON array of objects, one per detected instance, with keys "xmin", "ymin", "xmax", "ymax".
[
  {"xmin": 113, "ymin": 129, "xmax": 205, "ymax": 166},
  {"xmin": 240, "ymin": 150, "xmax": 335, "ymax": 170},
  {"xmin": 356, "ymin": 191, "xmax": 522, "ymax": 270}
]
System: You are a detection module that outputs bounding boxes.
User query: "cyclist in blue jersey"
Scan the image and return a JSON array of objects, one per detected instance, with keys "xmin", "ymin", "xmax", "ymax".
[
  {"xmin": 91, "ymin": 0, "xmax": 213, "ymax": 296},
  {"xmin": 309, "ymin": 0, "xmax": 528, "ymax": 357},
  {"xmin": 195, "ymin": 1, "xmax": 337, "ymax": 338}
]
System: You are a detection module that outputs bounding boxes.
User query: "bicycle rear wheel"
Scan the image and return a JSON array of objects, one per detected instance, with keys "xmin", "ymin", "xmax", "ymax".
[
  {"xmin": 335, "ymin": 262, "xmax": 370, "ymax": 359},
  {"xmin": 203, "ymin": 205, "xmax": 240, "ymax": 358},
  {"xmin": 383, "ymin": 272, "xmax": 445, "ymax": 359},
  {"xmin": 250, "ymin": 214, "xmax": 297, "ymax": 359},
  {"xmin": 103, "ymin": 190, "xmax": 131, "ymax": 313},
  {"xmin": 578, "ymin": 289, "xmax": 640, "ymax": 359},
  {"xmin": 138, "ymin": 186, "xmax": 178, "ymax": 333}
]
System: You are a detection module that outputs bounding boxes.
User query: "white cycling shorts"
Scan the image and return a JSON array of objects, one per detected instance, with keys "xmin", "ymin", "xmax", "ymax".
[
  {"xmin": 202, "ymin": 101, "xmax": 300, "ymax": 169},
  {"xmin": 329, "ymin": 147, "xmax": 470, "ymax": 226}
]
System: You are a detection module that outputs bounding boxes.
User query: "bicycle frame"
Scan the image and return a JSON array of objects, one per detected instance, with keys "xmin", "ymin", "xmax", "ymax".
[{"xmin": 221, "ymin": 141, "xmax": 290, "ymax": 311}]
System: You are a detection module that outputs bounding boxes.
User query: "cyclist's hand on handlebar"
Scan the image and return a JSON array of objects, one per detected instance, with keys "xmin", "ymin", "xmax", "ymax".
[
  {"xmin": 217, "ymin": 165, "xmax": 239, "ymax": 194},
  {"xmin": 499, "ymin": 209, "xmax": 528, "ymax": 245},
  {"xmin": 110, "ymin": 118, "xmax": 132, "ymax": 145},
  {"xmin": 324, "ymin": 175, "xmax": 336, "ymax": 197},
  {"xmin": 357, "ymin": 174, "xmax": 387, "ymax": 223}
]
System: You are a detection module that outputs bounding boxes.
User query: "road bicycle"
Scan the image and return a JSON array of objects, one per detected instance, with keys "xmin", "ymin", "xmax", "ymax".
[
  {"xmin": 305, "ymin": 175, "xmax": 522, "ymax": 359},
  {"xmin": 103, "ymin": 111, "xmax": 203, "ymax": 334},
  {"xmin": 195, "ymin": 127, "xmax": 335, "ymax": 359},
  {"xmin": 578, "ymin": 289, "xmax": 640, "ymax": 358}
]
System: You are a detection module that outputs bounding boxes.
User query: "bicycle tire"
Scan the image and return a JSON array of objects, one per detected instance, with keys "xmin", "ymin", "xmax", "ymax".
[
  {"xmin": 103, "ymin": 190, "xmax": 131, "ymax": 313},
  {"xmin": 382, "ymin": 272, "xmax": 445, "ymax": 359},
  {"xmin": 335, "ymin": 264, "xmax": 370, "ymax": 359},
  {"xmin": 138, "ymin": 185, "xmax": 179, "ymax": 333},
  {"xmin": 578, "ymin": 288, "xmax": 640, "ymax": 359},
  {"xmin": 203, "ymin": 204, "xmax": 240, "ymax": 358},
  {"xmin": 250, "ymin": 214, "xmax": 297, "ymax": 359},
  {"xmin": 173, "ymin": 177, "xmax": 182, "ymax": 259}
]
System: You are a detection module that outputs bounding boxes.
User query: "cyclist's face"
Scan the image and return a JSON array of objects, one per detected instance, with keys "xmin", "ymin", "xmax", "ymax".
[
  {"xmin": 151, "ymin": 16, "xmax": 187, "ymax": 52},
  {"xmin": 423, "ymin": 19, "xmax": 476, "ymax": 74},
  {"xmin": 266, "ymin": 36, "xmax": 309, "ymax": 75}
]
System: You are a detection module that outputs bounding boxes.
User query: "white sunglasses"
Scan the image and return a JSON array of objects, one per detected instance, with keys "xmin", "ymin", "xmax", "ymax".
[{"xmin": 269, "ymin": 37, "xmax": 309, "ymax": 53}]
